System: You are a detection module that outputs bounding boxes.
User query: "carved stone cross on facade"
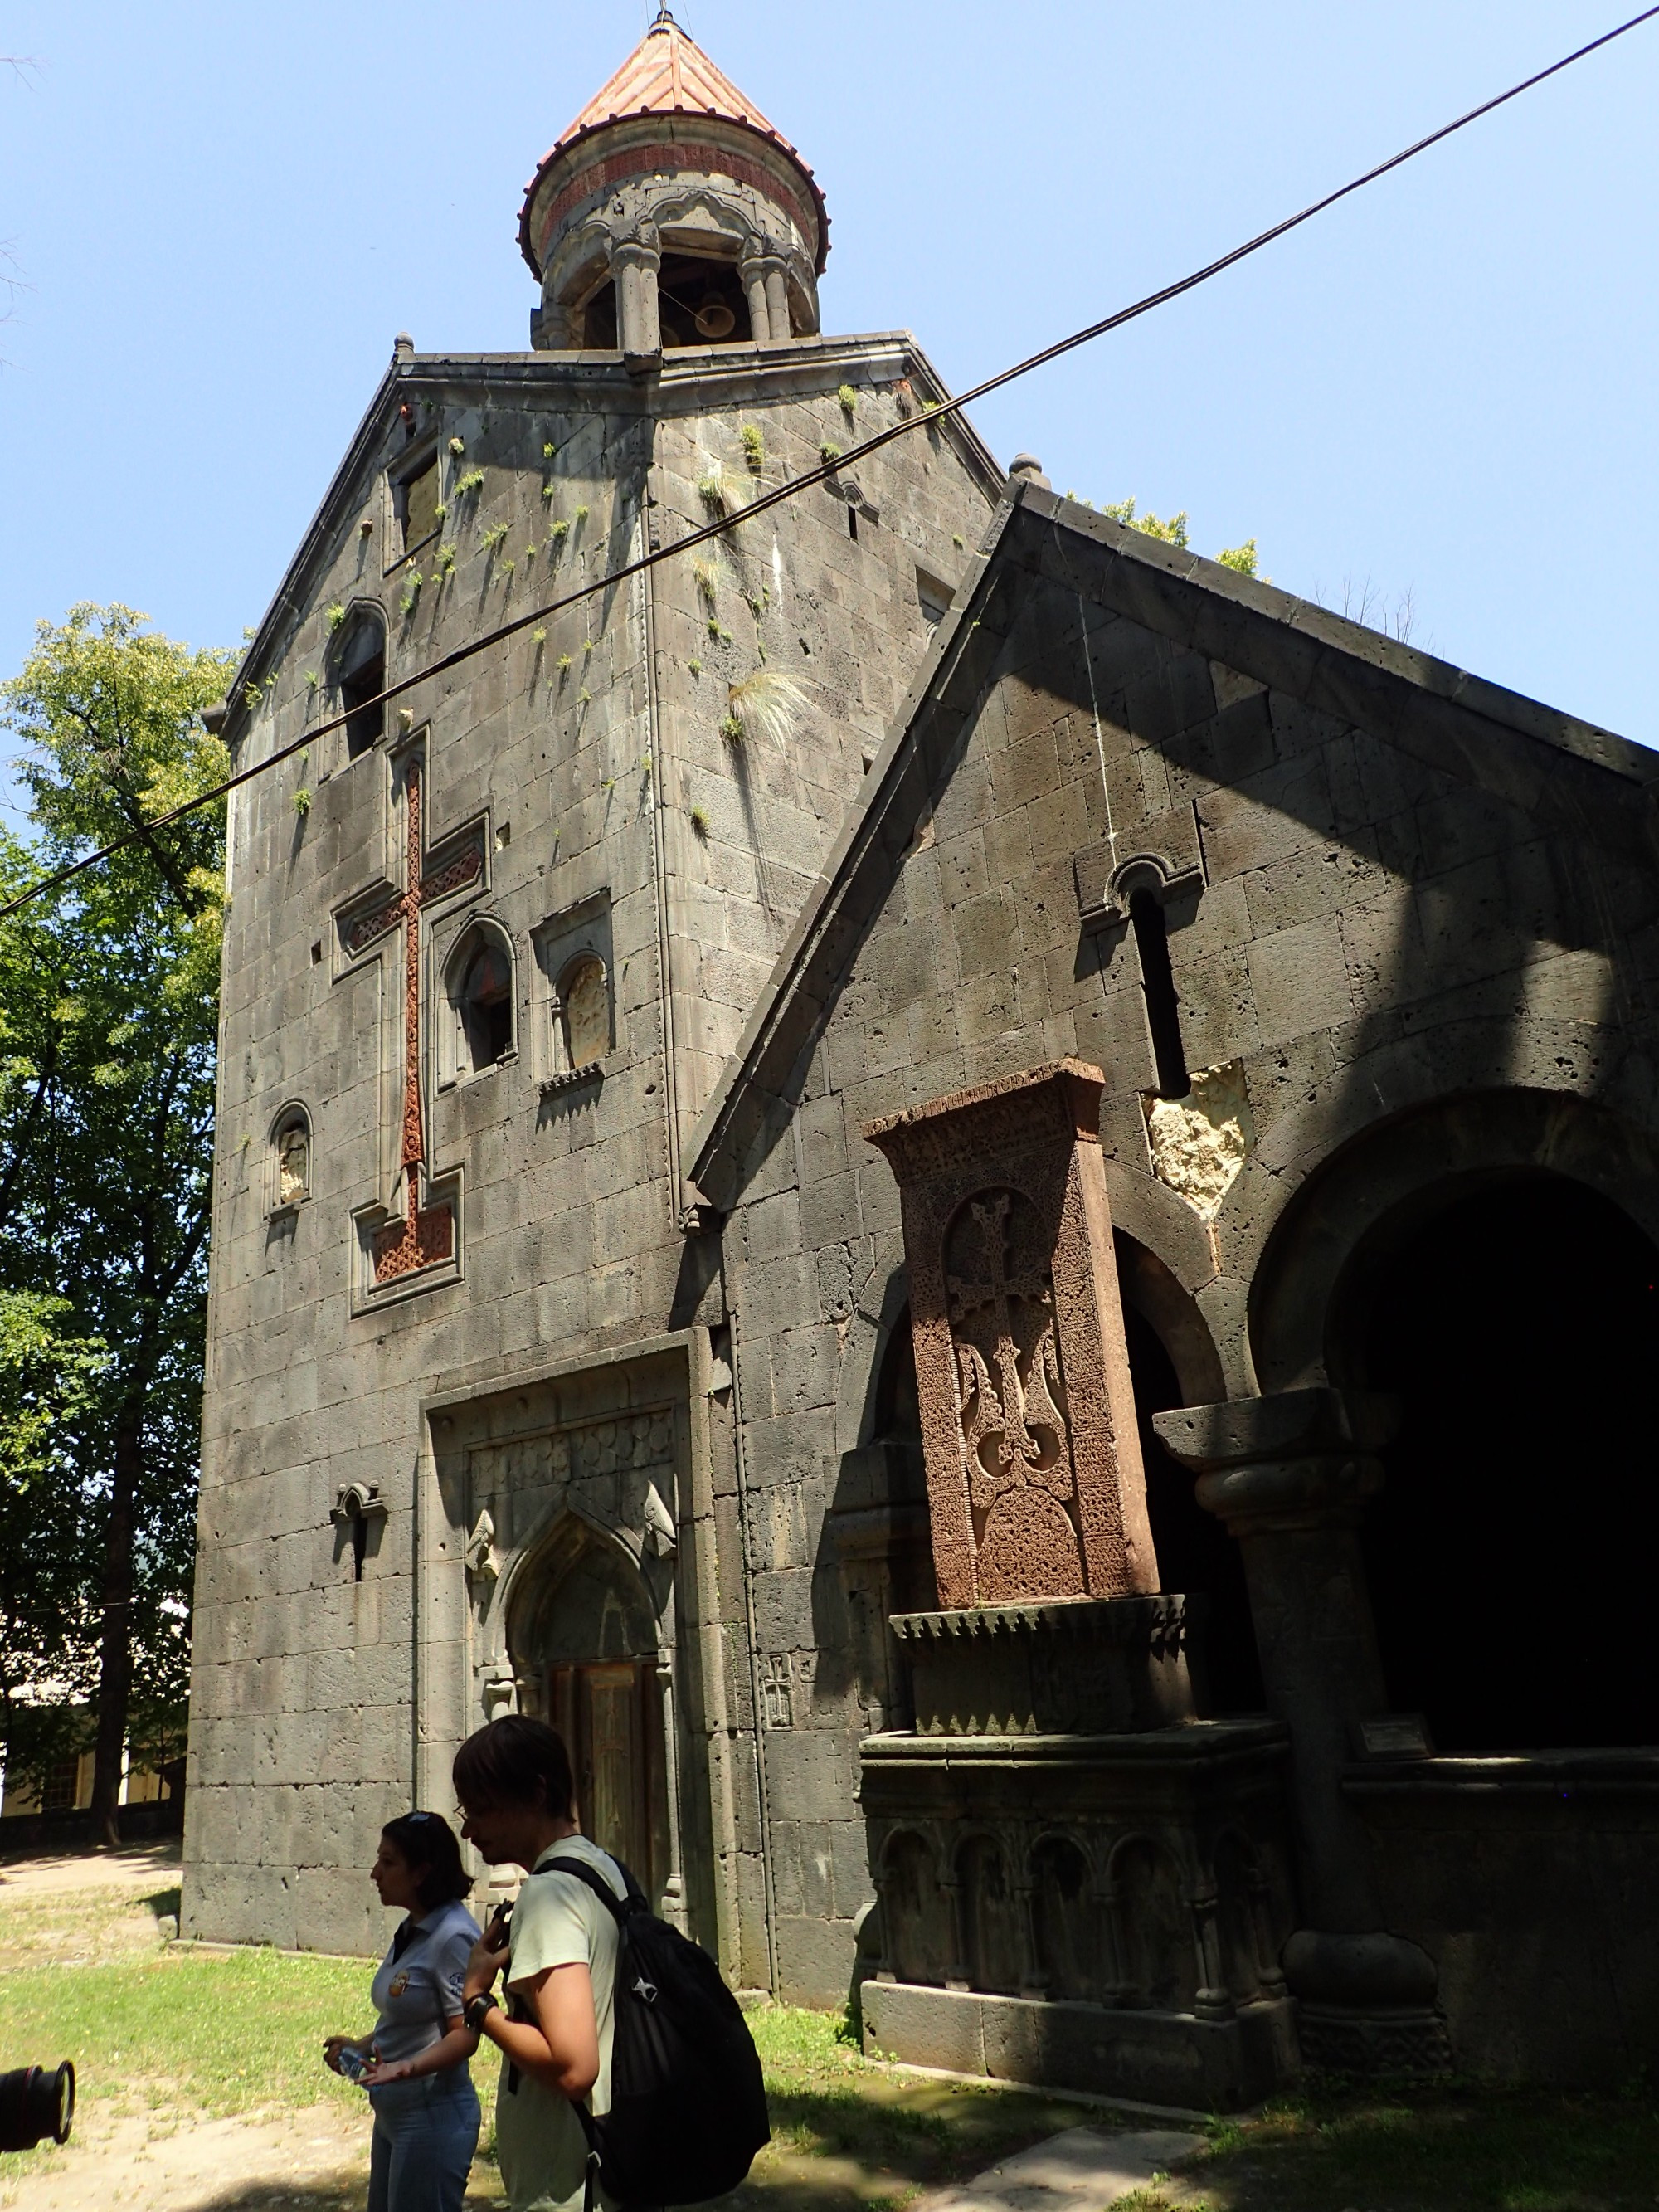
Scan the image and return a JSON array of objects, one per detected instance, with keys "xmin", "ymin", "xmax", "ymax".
[
  {"xmin": 947, "ymin": 1191, "xmax": 1068, "ymax": 1486},
  {"xmin": 337, "ymin": 753, "xmax": 484, "ymax": 1290},
  {"xmin": 866, "ymin": 1060, "xmax": 1160, "ymax": 1610}
]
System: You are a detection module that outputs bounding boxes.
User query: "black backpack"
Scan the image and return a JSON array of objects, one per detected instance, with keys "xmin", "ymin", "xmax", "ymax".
[{"xmin": 542, "ymin": 1856, "xmax": 770, "ymax": 2210}]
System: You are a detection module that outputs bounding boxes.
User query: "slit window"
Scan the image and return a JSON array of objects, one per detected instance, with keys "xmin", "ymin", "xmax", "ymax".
[{"xmin": 1130, "ymin": 889, "xmax": 1190, "ymax": 1100}]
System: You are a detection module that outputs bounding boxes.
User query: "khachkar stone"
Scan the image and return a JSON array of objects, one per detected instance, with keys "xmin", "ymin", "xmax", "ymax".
[
  {"xmin": 857, "ymin": 1060, "xmax": 1300, "ymax": 2109},
  {"xmin": 864, "ymin": 1059, "xmax": 1157, "ymax": 1610}
]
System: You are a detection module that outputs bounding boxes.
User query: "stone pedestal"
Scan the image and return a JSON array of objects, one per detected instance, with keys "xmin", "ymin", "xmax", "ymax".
[
  {"xmin": 858, "ymin": 1064, "xmax": 1300, "ymax": 2107},
  {"xmin": 1155, "ymin": 1389, "xmax": 1450, "ymax": 2076}
]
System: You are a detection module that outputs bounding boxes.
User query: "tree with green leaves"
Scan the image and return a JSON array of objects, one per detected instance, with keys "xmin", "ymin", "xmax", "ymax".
[{"xmin": 0, "ymin": 604, "xmax": 234, "ymax": 1839}]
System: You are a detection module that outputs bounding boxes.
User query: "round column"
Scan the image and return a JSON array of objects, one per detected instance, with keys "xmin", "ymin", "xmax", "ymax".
[
  {"xmin": 611, "ymin": 238, "xmax": 662, "ymax": 368},
  {"xmin": 761, "ymin": 258, "xmax": 791, "ymax": 341},
  {"xmin": 1155, "ymin": 1388, "xmax": 1448, "ymax": 2071},
  {"xmin": 739, "ymin": 256, "xmax": 772, "ymax": 343}
]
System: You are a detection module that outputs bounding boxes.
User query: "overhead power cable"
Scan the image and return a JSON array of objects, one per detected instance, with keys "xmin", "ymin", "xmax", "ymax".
[{"xmin": 5, "ymin": 2, "xmax": 1657, "ymax": 924}]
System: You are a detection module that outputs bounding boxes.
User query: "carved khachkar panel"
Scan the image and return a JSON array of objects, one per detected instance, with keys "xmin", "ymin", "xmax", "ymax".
[{"xmin": 866, "ymin": 1061, "xmax": 1158, "ymax": 1610}]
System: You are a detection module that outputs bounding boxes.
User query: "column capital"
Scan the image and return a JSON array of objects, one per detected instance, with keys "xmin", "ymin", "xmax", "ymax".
[
  {"xmin": 1154, "ymin": 1388, "xmax": 1395, "ymax": 1533},
  {"xmin": 611, "ymin": 236, "xmax": 662, "ymax": 274}
]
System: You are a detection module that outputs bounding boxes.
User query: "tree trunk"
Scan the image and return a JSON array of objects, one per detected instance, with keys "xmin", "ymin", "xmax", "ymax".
[{"xmin": 90, "ymin": 1411, "xmax": 140, "ymax": 1847}]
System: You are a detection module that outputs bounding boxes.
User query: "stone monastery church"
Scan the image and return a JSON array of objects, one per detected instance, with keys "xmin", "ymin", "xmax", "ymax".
[{"xmin": 187, "ymin": 9, "xmax": 1659, "ymax": 2099}]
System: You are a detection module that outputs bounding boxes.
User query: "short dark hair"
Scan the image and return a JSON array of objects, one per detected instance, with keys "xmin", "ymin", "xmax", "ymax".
[
  {"xmin": 453, "ymin": 1715, "xmax": 575, "ymax": 1820},
  {"xmin": 382, "ymin": 1810, "xmax": 473, "ymax": 1909}
]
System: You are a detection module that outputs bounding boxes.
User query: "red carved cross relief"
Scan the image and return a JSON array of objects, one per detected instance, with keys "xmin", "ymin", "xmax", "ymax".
[{"xmin": 343, "ymin": 759, "xmax": 483, "ymax": 1286}]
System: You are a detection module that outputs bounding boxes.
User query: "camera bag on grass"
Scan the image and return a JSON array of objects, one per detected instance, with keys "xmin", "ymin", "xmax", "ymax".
[{"xmin": 543, "ymin": 1855, "xmax": 770, "ymax": 2210}]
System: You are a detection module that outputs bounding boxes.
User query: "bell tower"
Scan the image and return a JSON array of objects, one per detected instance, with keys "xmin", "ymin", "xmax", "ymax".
[{"xmin": 519, "ymin": 5, "xmax": 829, "ymax": 364}]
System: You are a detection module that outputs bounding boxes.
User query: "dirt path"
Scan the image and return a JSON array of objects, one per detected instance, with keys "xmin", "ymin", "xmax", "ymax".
[{"xmin": 1, "ymin": 2102, "xmax": 372, "ymax": 2212}]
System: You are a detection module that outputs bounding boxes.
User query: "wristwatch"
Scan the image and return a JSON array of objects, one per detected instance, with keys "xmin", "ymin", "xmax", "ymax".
[{"xmin": 463, "ymin": 1993, "xmax": 499, "ymax": 2035}]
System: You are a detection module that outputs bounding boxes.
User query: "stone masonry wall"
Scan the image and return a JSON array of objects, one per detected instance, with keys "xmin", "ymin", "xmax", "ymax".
[
  {"xmin": 712, "ymin": 492, "xmax": 1659, "ymax": 2002},
  {"xmin": 186, "ymin": 335, "xmax": 995, "ymax": 1962}
]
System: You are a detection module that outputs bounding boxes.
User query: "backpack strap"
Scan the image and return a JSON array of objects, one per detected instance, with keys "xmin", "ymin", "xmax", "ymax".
[{"xmin": 540, "ymin": 1854, "xmax": 643, "ymax": 1923}]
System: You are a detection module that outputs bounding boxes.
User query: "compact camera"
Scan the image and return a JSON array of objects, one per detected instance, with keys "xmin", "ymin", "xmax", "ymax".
[{"xmin": 0, "ymin": 2063, "xmax": 75, "ymax": 2152}]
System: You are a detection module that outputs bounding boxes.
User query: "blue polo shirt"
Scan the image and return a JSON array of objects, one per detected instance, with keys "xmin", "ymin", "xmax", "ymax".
[{"xmin": 368, "ymin": 1896, "xmax": 482, "ymax": 2066}]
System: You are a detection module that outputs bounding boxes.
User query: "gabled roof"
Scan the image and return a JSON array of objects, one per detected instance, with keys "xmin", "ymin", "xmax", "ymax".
[
  {"xmin": 688, "ymin": 482, "xmax": 1659, "ymax": 1212},
  {"xmin": 518, "ymin": 7, "xmax": 829, "ymax": 276}
]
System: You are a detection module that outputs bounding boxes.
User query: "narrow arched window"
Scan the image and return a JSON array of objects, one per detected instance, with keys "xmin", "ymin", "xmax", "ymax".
[
  {"xmin": 337, "ymin": 611, "xmax": 387, "ymax": 758},
  {"xmin": 272, "ymin": 1107, "xmax": 311, "ymax": 1208},
  {"xmin": 1129, "ymin": 889, "xmax": 1190, "ymax": 1101},
  {"xmin": 557, "ymin": 953, "xmax": 610, "ymax": 1072},
  {"xmin": 454, "ymin": 931, "xmax": 514, "ymax": 1074}
]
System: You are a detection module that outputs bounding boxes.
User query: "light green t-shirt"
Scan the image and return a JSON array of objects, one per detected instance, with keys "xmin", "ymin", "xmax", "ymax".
[{"xmin": 494, "ymin": 1834, "xmax": 627, "ymax": 2212}]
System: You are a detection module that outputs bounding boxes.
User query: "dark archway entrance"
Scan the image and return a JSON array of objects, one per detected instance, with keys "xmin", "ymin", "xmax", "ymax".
[
  {"xmin": 508, "ymin": 1519, "xmax": 671, "ymax": 1898},
  {"xmin": 1348, "ymin": 1172, "xmax": 1659, "ymax": 1751}
]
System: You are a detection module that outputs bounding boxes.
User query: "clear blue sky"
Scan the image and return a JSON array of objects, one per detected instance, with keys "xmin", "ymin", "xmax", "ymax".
[{"xmin": 1, "ymin": 0, "xmax": 1656, "ymax": 826}]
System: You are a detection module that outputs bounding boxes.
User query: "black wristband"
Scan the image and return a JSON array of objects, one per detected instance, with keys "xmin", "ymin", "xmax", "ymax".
[{"xmin": 463, "ymin": 1993, "xmax": 499, "ymax": 2035}]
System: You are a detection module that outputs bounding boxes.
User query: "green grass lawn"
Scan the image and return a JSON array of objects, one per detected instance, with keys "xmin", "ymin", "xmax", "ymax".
[{"xmin": 1122, "ymin": 2088, "xmax": 1659, "ymax": 2211}]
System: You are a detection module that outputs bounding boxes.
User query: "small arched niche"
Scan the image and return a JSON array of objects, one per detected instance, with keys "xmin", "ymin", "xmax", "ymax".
[
  {"xmin": 334, "ymin": 607, "xmax": 387, "ymax": 758},
  {"xmin": 507, "ymin": 1514, "xmax": 670, "ymax": 1900},
  {"xmin": 270, "ymin": 1104, "xmax": 311, "ymax": 1211},
  {"xmin": 552, "ymin": 952, "xmax": 611, "ymax": 1076},
  {"xmin": 445, "ymin": 922, "xmax": 515, "ymax": 1081}
]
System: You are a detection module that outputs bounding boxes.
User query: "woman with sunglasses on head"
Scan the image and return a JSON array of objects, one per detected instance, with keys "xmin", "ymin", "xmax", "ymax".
[{"xmin": 322, "ymin": 1810, "xmax": 484, "ymax": 2212}]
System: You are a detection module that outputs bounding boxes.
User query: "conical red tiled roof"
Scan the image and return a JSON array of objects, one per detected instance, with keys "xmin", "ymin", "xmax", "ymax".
[{"xmin": 518, "ymin": 7, "xmax": 828, "ymax": 275}]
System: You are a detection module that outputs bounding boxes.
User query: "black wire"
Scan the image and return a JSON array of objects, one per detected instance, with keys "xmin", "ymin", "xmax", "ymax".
[{"xmin": 7, "ymin": 1, "xmax": 1657, "ymax": 925}]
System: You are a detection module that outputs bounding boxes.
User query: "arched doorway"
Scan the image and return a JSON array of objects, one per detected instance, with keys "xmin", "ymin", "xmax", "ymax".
[
  {"xmin": 1339, "ymin": 1171, "xmax": 1659, "ymax": 1750},
  {"xmin": 507, "ymin": 1518, "xmax": 671, "ymax": 1898}
]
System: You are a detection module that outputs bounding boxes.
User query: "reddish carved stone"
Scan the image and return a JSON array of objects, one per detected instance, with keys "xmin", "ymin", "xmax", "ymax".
[
  {"xmin": 865, "ymin": 1060, "xmax": 1158, "ymax": 1611},
  {"xmin": 338, "ymin": 760, "xmax": 483, "ymax": 1287}
]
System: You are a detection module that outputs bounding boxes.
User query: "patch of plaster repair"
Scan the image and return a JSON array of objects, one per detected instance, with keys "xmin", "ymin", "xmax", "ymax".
[{"xmin": 1143, "ymin": 1060, "xmax": 1255, "ymax": 1220}]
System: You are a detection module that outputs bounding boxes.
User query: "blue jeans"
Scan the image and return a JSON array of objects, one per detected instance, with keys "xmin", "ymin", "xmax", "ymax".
[{"xmin": 367, "ymin": 2072, "xmax": 481, "ymax": 2212}]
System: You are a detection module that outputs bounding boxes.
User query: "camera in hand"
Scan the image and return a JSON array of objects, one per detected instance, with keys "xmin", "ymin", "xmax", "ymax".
[{"xmin": 0, "ymin": 2063, "xmax": 75, "ymax": 2152}]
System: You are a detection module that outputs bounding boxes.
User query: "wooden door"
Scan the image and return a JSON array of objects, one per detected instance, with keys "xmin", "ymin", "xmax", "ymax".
[{"xmin": 549, "ymin": 1659, "xmax": 658, "ymax": 1894}]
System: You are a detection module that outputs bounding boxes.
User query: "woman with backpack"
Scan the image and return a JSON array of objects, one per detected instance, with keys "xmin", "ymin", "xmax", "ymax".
[
  {"xmin": 321, "ymin": 1810, "xmax": 483, "ymax": 2212},
  {"xmin": 450, "ymin": 1717, "xmax": 630, "ymax": 2212}
]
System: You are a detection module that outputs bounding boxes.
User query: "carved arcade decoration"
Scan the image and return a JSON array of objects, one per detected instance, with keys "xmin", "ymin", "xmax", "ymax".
[
  {"xmin": 337, "ymin": 753, "xmax": 485, "ymax": 1289},
  {"xmin": 865, "ymin": 1061, "xmax": 1159, "ymax": 1610}
]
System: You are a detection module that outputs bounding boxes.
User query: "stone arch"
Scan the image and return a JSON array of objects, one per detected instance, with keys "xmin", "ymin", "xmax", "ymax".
[
  {"xmin": 552, "ymin": 948, "xmax": 611, "ymax": 1076},
  {"xmin": 443, "ymin": 916, "xmax": 516, "ymax": 1083},
  {"xmin": 955, "ymin": 1830, "xmax": 1023, "ymax": 1996},
  {"xmin": 879, "ymin": 1829, "xmax": 953, "ymax": 1986},
  {"xmin": 1246, "ymin": 1087, "xmax": 1659, "ymax": 1752},
  {"xmin": 331, "ymin": 602, "xmax": 387, "ymax": 758},
  {"xmin": 1107, "ymin": 1834, "xmax": 1196, "ymax": 2012},
  {"xmin": 269, "ymin": 1100, "xmax": 311, "ymax": 1211},
  {"xmin": 1212, "ymin": 1825, "xmax": 1279, "ymax": 2005},
  {"xmin": 504, "ymin": 1509, "xmax": 672, "ymax": 1900},
  {"xmin": 1028, "ymin": 1832, "xmax": 1098, "ymax": 2000},
  {"xmin": 1248, "ymin": 1084, "xmax": 1659, "ymax": 1392}
]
